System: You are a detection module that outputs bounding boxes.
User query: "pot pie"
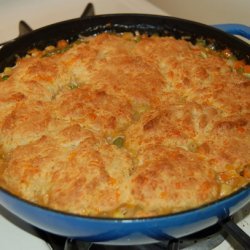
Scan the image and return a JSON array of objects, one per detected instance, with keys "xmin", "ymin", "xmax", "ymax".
[{"xmin": 0, "ymin": 32, "xmax": 249, "ymax": 218}]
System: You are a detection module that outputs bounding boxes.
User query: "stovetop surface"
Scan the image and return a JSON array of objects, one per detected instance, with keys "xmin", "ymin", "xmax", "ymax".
[
  {"xmin": 0, "ymin": 1, "xmax": 249, "ymax": 249},
  {"xmin": 0, "ymin": 0, "xmax": 167, "ymax": 43}
]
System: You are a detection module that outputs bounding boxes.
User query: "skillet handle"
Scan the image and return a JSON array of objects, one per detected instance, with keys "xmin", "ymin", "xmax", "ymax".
[{"xmin": 213, "ymin": 24, "xmax": 250, "ymax": 39}]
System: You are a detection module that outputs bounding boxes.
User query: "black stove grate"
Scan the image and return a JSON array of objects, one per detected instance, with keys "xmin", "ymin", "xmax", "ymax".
[
  {"xmin": 30, "ymin": 218, "xmax": 232, "ymax": 250},
  {"xmin": 0, "ymin": 3, "xmax": 95, "ymax": 46},
  {"xmin": 31, "ymin": 216, "xmax": 250, "ymax": 250},
  {"xmin": 1, "ymin": 200, "xmax": 249, "ymax": 250}
]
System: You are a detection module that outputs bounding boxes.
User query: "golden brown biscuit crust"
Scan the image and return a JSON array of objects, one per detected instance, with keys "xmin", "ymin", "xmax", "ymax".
[{"xmin": 0, "ymin": 33, "xmax": 249, "ymax": 218}]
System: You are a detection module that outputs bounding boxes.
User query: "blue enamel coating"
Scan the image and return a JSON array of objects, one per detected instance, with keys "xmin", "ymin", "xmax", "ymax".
[
  {"xmin": 213, "ymin": 24, "xmax": 250, "ymax": 39},
  {"xmin": 0, "ymin": 188, "xmax": 249, "ymax": 245}
]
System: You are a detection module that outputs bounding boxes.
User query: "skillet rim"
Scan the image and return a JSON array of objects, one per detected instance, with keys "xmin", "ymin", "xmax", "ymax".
[
  {"xmin": 0, "ymin": 13, "xmax": 250, "ymax": 71},
  {"xmin": 0, "ymin": 185, "xmax": 249, "ymax": 222}
]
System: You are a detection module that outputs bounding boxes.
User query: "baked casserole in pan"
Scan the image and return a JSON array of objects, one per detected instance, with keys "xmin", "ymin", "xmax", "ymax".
[{"xmin": 0, "ymin": 32, "xmax": 249, "ymax": 218}]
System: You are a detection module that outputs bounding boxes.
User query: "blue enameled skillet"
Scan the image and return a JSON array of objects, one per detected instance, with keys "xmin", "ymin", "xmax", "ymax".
[{"xmin": 0, "ymin": 14, "xmax": 249, "ymax": 245}]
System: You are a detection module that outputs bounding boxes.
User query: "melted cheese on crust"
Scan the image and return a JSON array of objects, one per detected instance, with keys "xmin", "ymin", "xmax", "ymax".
[{"xmin": 0, "ymin": 33, "xmax": 249, "ymax": 218}]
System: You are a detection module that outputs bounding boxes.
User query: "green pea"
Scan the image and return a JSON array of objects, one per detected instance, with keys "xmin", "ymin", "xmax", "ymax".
[
  {"xmin": 1, "ymin": 75, "xmax": 9, "ymax": 81},
  {"xmin": 200, "ymin": 51, "xmax": 208, "ymax": 59},
  {"xmin": 69, "ymin": 82, "xmax": 79, "ymax": 89},
  {"xmin": 112, "ymin": 136, "xmax": 125, "ymax": 148},
  {"xmin": 134, "ymin": 36, "xmax": 141, "ymax": 43},
  {"xmin": 196, "ymin": 38, "xmax": 206, "ymax": 47}
]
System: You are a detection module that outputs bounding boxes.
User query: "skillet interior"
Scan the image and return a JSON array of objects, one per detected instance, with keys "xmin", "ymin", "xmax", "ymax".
[{"xmin": 0, "ymin": 14, "xmax": 250, "ymax": 71}]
